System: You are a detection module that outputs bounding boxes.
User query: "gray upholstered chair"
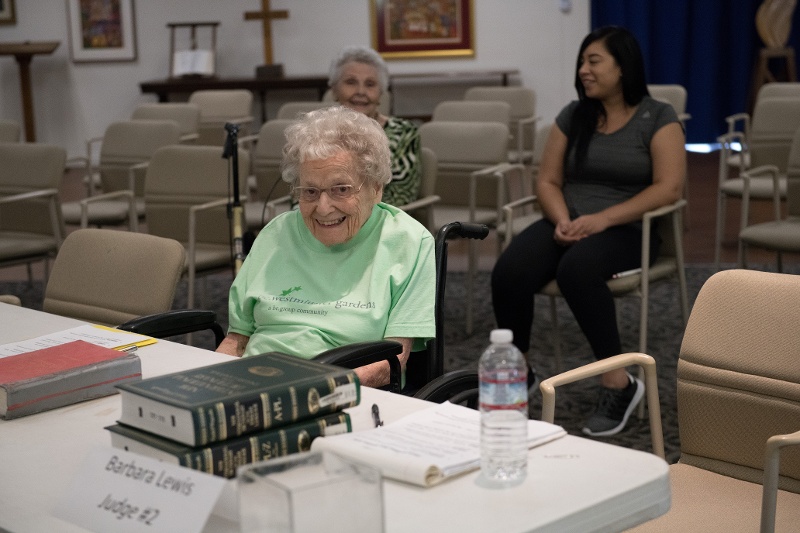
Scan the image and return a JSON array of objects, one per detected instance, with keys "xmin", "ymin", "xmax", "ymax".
[
  {"xmin": 464, "ymin": 86, "xmax": 538, "ymax": 164},
  {"xmin": 431, "ymin": 100, "xmax": 511, "ymax": 129},
  {"xmin": 131, "ymin": 102, "xmax": 201, "ymax": 144},
  {"xmin": 398, "ymin": 146, "xmax": 441, "ymax": 233},
  {"xmin": 0, "ymin": 119, "xmax": 21, "ymax": 142},
  {"xmin": 43, "ymin": 228, "xmax": 186, "ymax": 326},
  {"xmin": 530, "ymin": 199, "xmax": 690, "ymax": 375},
  {"xmin": 715, "ymin": 97, "xmax": 800, "ymax": 268},
  {"xmin": 647, "ymin": 84, "xmax": 691, "ymax": 125},
  {"xmin": 188, "ymin": 89, "xmax": 254, "ymax": 147},
  {"xmin": 275, "ymin": 101, "xmax": 333, "ymax": 120},
  {"xmin": 0, "ymin": 295, "xmax": 22, "ymax": 306},
  {"xmin": 418, "ymin": 119, "xmax": 516, "ymax": 333},
  {"xmin": 144, "ymin": 144, "xmax": 249, "ymax": 308},
  {"xmin": 738, "ymin": 125, "xmax": 800, "ymax": 271},
  {"xmin": 541, "ymin": 269, "xmax": 800, "ymax": 532},
  {"xmin": 0, "ymin": 143, "xmax": 67, "ymax": 282},
  {"xmin": 239, "ymin": 118, "xmax": 295, "ymax": 232},
  {"xmin": 61, "ymin": 120, "xmax": 181, "ymax": 231}
]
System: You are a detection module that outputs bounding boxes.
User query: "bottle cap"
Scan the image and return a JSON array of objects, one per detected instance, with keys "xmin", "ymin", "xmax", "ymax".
[{"xmin": 490, "ymin": 329, "xmax": 513, "ymax": 344}]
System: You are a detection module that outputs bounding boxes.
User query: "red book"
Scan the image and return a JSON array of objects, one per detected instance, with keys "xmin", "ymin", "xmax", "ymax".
[{"xmin": 0, "ymin": 340, "xmax": 141, "ymax": 420}]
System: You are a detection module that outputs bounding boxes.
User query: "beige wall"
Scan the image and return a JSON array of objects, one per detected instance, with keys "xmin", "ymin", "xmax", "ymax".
[{"xmin": 0, "ymin": 0, "xmax": 589, "ymax": 158}]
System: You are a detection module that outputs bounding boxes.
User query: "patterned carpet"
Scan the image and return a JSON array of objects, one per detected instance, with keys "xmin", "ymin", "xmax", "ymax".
[{"xmin": 4, "ymin": 263, "xmax": 795, "ymax": 464}]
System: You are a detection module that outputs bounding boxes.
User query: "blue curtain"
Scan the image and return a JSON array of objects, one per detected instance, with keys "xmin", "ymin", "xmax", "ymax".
[{"xmin": 591, "ymin": 0, "xmax": 800, "ymax": 144}]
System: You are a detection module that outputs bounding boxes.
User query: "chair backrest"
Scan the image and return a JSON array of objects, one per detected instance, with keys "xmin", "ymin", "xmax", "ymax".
[
  {"xmin": 419, "ymin": 146, "xmax": 438, "ymax": 200},
  {"xmin": 188, "ymin": 89, "xmax": 253, "ymax": 146},
  {"xmin": 678, "ymin": 269, "xmax": 800, "ymax": 492},
  {"xmin": 748, "ymin": 97, "xmax": 800, "ymax": 171},
  {"xmin": 131, "ymin": 103, "xmax": 201, "ymax": 141},
  {"xmin": 322, "ymin": 88, "xmax": 392, "ymax": 116},
  {"xmin": 464, "ymin": 86, "xmax": 536, "ymax": 156},
  {"xmin": 144, "ymin": 145, "xmax": 250, "ymax": 245},
  {"xmin": 647, "ymin": 84, "xmax": 688, "ymax": 115},
  {"xmin": 0, "ymin": 142, "xmax": 66, "ymax": 236},
  {"xmin": 98, "ymin": 120, "xmax": 181, "ymax": 196},
  {"xmin": 785, "ymin": 125, "xmax": 800, "ymax": 217},
  {"xmin": 275, "ymin": 101, "xmax": 333, "ymax": 120},
  {"xmin": 432, "ymin": 100, "xmax": 511, "ymax": 126},
  {"xmin": 0, "ymin": 119, "xmax": 20, "ymax": 142},
  {"xmin": 757, "ymin": 82, "xmax": 800, "ymax": 101},
  {"xmin": 418, "ymin": 120, "xmax": 509, "ymax": 208},
  {"xmin": 251, "ymin": 119, "xmax": 294, "ymax": 202},
  {"xmin": 43, "ymin": 228, "xmax": 186, "ymax": 326}
]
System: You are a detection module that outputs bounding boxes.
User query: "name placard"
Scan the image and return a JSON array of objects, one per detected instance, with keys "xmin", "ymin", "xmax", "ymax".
[{"xmin": 54, "ymin": 446, "xmax": 227, "ymax": 532}]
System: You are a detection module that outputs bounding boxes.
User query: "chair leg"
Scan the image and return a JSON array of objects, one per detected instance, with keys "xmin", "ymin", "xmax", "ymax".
[
  {"xmin": 777, "ymin": 252, "xmax": 783, "ymax": 273},
  {"xmin": 549, "ymin": 295, "xmax": 562, "ymax": 373},
  {"xmin": 714, "ymin": 192, "xmax": 727, "ymax": 270},
  {"xmin": 738, "ymin": 240, "xmax": 747, "ymax": 268},
  {"xmin": 466, "ymin": 240, "xmax": 476, "ymax": 335},
  {"xmin": 637, "ymin": 294, "xmax": 648, "ymax": 420}
]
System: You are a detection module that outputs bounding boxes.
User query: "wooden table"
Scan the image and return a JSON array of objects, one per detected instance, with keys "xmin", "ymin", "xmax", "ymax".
[
  {"xmin": 0, "ymin": 41, "xmax": 60, "ymax": 142},
  {"xmin": 139, "ymin": 75, "xmax": 330, "ymax": 122}
]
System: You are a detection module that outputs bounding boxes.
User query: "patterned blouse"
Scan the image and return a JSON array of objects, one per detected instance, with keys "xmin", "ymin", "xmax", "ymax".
[{"xmin": 382, "ymin": 116, "xmax": 421, "ymax": 207}]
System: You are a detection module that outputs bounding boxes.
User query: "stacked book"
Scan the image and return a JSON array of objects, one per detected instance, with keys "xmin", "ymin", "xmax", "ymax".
[{"xmin": 106, "ymin": 352, "xmax": 360, "ymax": 479}]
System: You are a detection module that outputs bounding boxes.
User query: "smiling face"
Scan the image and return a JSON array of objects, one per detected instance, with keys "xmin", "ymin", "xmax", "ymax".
[
  {"xmin": 297, "ymin": 151, "xmax": 381, "ymax": 246},
  {"xmin": 578, "ymin": 39, "xmax": 623, "ymax": 101},
  {"xmin": 331, "ymin": 61, "xmax": 383, "ymax": 119}
]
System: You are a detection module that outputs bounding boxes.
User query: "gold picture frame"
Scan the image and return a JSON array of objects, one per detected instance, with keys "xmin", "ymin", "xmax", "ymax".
[
  {"xmin": 0, "ymin": 0, "xmax": 16, "ymax": 25},
  {"xmin": 370, "ymin": 0, "xmax": 475, "ymax": 60},
  {"xmin": 67, "ymin": 0, "xmax": 137, "ymax": 62}
]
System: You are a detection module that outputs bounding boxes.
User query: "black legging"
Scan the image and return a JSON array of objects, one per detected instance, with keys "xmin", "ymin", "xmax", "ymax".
[{"xmin": 491, "ymin": 218, "xmax": 659, "ymax": 358}]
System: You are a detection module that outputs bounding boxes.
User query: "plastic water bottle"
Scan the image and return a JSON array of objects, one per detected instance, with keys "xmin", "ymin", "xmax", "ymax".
[{"xmin": 479, "ymin": 329, "xmax": 528, "ymax": 483}]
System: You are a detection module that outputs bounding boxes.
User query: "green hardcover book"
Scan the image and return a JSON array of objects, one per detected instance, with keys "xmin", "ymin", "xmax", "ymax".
[
  {"xmin": 116, "ymin": 352, "xmax": 360, "ymax": 446},
  {"xmin": 106, "ymin": 412, "xmax": 352, "ymax": 479}
]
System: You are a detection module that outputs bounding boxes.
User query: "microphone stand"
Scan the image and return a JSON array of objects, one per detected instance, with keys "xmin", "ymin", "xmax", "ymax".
[{"xmin": 222, "ymin": 122, "xmax": 245, "ymax": 274}]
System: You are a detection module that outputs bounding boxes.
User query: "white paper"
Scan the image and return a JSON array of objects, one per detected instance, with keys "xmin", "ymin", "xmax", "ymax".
[
  {"xmin": 0, "ymin": 325, "xmax": 154, "ymax": 358},
  {"xmin": 53, "ymin": 446, "xmax": 226, "ymax": 533},
  {"xmin": 311, "ymin": 402, "xmax": 566, "ymax": 487}
]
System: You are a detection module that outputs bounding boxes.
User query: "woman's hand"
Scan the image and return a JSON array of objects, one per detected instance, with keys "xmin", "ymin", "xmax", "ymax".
[{"xmin": 554, "ymin": 213, "xmax": 611, "ymax": 245}]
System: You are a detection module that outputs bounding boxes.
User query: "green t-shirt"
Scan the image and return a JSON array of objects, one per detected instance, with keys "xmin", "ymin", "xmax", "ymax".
[{"xmin": 228, "ymin": 202, "xmax": 435, "ymax": 358}]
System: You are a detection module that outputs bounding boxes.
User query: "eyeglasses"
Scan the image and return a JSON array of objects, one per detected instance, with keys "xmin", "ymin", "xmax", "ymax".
[{"xmin": 292, "ymin": 181, "xmax": 365, "ymax": 203}]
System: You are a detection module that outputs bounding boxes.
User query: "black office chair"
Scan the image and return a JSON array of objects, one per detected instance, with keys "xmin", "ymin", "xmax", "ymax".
[
  {"xmin": 118, "ymin": 221, "xmax": 491, "ymax": 395},
  {"xmin": 413, "ymin": 369, "xmax": 480, "ymax": 408}
]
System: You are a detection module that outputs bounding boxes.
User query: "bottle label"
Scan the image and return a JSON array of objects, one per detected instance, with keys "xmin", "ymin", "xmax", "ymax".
[{"xmin": 479, "ymin": 374, "xmax": 527, "ymax": 410}]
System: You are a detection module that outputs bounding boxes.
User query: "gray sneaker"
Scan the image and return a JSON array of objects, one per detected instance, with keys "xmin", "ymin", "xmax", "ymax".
[{"xmin": 582, "ymin": 373, "xmax": 644, "ymax": 437}]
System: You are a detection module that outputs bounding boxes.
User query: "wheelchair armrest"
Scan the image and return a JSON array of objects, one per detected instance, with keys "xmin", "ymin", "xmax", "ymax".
[
  {"xmin": 118, "ymin": 309, "xmax": 225, "ymax": 347},
  {"xmin": 313, "ymin": 340, "xmax": 403, "ymax": 393}
]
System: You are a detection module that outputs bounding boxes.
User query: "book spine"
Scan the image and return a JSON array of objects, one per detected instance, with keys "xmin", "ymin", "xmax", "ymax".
[
  {"xmin": 182, "ymin": 412, "xmax": 351, "ymax": 478},
  {"xmin": 192, "ymin": 372, "xmax": 358, "ymax": 445}
]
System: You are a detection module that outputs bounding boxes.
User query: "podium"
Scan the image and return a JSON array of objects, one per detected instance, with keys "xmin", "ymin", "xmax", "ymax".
[{"xmin": 0, "ymin": 41, "xmax": 60, "ymax": 142}]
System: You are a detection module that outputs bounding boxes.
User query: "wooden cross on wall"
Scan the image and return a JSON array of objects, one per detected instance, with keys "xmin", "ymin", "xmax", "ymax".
[{"xmin": 244, "ymin": 0, "xmax": 289, "ymax": 65}]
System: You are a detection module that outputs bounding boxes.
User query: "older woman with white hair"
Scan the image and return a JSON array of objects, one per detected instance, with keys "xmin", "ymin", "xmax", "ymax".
[
  {"xmin": 328, "ymin": 45, "xmax": 421, "ymax": 207},
  {"xmin": 217, "ymin": 106, "xmax": 435, "ymax": 388}
]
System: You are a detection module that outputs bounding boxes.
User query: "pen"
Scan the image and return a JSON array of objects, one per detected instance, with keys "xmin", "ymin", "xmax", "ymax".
[
  {"xmin": 611, "ymin": 268, "xmax": 642, "ymax": 279},
  {"xmin": 371, "ymin": 403, "xmax": 383, "ymax": 428},
  {"xmin": 119, "ymin": 345, "xmax": 138, "ymax": 353}
]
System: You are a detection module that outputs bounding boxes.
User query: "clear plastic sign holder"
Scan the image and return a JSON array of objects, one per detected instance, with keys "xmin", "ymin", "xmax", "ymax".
[{"xmin": 238, "ymin": 451, "xmax": 384, "ymax": 533}]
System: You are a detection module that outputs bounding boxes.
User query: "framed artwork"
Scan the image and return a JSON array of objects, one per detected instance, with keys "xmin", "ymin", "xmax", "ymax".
[
  {"xmin": 370, "ymin": 0, "xmax": 474, "ymax": 59},
  {"xmin": 67, "ymin": 0, "xmax": 137, "ymax": 62},
  {"xmin": 0, "ymin": 0, "xmax": 16, "ymax": 25}
]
